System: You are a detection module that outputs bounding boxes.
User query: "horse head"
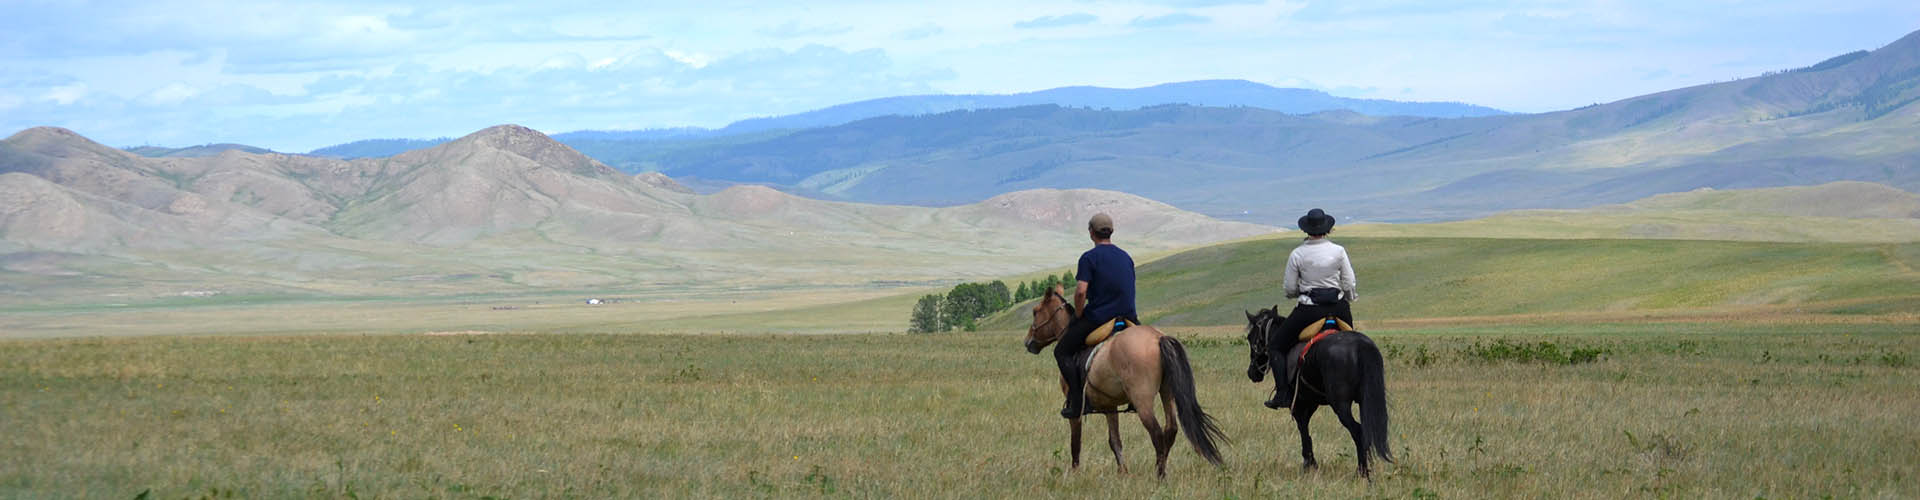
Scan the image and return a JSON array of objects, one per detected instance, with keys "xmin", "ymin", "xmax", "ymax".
[
  {"xmin": 1245, "ymin": 305, "xmax": 1282, "ymax": 382},
  {"xmin": 1024, "ymin": 285, "xmax": 1073, "ymax": 354}
]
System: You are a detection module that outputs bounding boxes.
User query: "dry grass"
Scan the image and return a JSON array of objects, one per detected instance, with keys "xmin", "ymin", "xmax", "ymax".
[
  {"xmin": 1, "ymin": 320, "xmax": 1913, "ymax": 498},
  {"xmin": 0, "ymin": 287, "xmax": 919, "ymax": 339}
]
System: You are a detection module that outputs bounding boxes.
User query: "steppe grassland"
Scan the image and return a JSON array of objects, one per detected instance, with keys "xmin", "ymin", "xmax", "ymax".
[
  {"xmin": 0, "ymin": 287, "xmax": 921, "ymax": 339},
  {"xmin": 980, "ymin": 236, "xmax": 1919, "ymax": 328},
  {"xmin": 1, "ymin": 321, "xmax": 1913, "ymax": 498}
]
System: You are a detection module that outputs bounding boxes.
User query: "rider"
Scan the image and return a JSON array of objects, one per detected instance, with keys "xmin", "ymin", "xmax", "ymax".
[
  {"xmin": 1055, "ymin": 213, "xmax": 1138, "ymax": 419},
  {"xmin": 1266, "ymin": 208, "xmax": 1358, "ymax": 409}
]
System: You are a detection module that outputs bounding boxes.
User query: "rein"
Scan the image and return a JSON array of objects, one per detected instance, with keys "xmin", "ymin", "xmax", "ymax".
[
  {"xmin": 1033, "ymin": 290, "xmax": 1070, "ymax": 338},
  {"xmin": 1250, "ymin": 312, "xmax": 1279, "ymax": 356}
]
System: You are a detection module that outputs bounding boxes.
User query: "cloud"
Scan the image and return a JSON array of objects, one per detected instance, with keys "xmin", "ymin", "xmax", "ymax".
[
  {"xmin": 757, "ymin": 21, "xmax": 854, "ymax": 39},
  {"xmin": 5, "ymin": 44, "xmax": 954, "ymax": 151},
  {"xmin": 896, "ymin": 23, "xmax": 944, "ymax": 40},
  {"xmin": 43, "ymin": 83, "xmax": 88, "ymax": 105},
  {"xmin": 1129, "ymin": 13, "xmax": 1210, "ymax": 28},
  {"xmin": 1014, "ymin": 13, "xmax": 1098, "ymax": 29}
]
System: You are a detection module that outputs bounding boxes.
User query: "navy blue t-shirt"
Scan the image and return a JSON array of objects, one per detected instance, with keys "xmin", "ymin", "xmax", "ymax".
[{"xmin": 1076, "ymin": 244, "xmax": 1137, "ymax": 322}]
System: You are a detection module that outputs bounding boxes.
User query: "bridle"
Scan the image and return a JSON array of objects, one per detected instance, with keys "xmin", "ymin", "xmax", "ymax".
[
  {"xmin": 1032, "ymin": 289, "xmax": 1071, "ymax": 339},
  {"xmin": 1248, "ymin": 311, "xmax": 1278, "ymax": 359}
]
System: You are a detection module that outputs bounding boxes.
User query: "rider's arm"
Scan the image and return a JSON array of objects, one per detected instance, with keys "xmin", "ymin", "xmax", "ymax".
[
  {"xmin": 1073, "ymin": 280, "xmax": 1089, "ymax": 318},
  {"xmin": 1340, "ymin": 249, "xmax": 1358, "ymax": 302},
  {"xmin": 1282, "ymin": 250, "xmax": 1302, "ymax": 299}
]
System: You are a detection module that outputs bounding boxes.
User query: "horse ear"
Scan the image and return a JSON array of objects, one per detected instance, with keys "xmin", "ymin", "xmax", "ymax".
[
  {"xmin": 1272, "ymin": 304, "xmax": 1280, "ymax": 314},
  {"xmin": 1245, "ymin": 310, "xmax": 1254, "ymax": 321}
]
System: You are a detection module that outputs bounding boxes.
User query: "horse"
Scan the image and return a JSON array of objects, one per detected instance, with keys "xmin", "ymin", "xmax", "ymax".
[
  {"xmin": 1244, "ymin": 306, "xmax": 1393, "ymax": 479},
  {"xmin": 1022, "ymin": 286, "xmax": 1227, "ymax": 478}
]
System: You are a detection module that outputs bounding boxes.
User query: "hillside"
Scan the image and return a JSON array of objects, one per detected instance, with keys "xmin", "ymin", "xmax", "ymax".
[
  {"xmin": 1343, "ymin": 182, "xmax": 1920, "ymax": 242},
  {"xmin": 979, "ymin": 236, "xmax": 1919, "ymax": 329},
  {"xmin": 637, "ymin": 29, "xmax": 1920, "ymax": 223},
  {"xmin": 0, "ymin": 126, "xmax": 1271, "ymax": 307}
]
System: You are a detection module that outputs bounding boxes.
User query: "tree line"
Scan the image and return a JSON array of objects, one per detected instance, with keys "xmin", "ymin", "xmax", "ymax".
[{"xmin": 909, "ymin": 270, "xmax": 1075, "ymax": 333}]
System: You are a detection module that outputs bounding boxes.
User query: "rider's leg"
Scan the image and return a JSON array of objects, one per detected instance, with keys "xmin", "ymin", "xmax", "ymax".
[
  {"xmin": 1266, "ymin": 305, "xmax": 1319, "ymax": 409},
  {"xmin": 1054, "ymin": 316, "xmax": 1100, "ymax": 418}
]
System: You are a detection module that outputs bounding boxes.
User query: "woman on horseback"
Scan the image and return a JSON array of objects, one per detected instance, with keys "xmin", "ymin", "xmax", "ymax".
[{"xmin": 1266, "ymin": 208, "xmax": 1357, "ymax": 409}]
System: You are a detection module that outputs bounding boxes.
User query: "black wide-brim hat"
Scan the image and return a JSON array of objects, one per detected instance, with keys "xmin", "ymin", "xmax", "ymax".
[{"xmin": 1298, "ymin": 208, "xmax": 1335, "ymax": 235}]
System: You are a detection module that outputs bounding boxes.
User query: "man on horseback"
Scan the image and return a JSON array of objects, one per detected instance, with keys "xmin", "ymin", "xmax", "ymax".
[
  {"xmin": 1266, "ymin": 208, "xmax": 1358, "ymax": 410},
  {"xmin": 1055, "ymin": 213, "xmax": 1138, "ymax": 419}
]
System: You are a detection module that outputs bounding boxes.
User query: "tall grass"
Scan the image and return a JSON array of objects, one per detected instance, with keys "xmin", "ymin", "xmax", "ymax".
[{"xmin": 1, "ymin": 322, "xmax": 1913, "ymax": 498}]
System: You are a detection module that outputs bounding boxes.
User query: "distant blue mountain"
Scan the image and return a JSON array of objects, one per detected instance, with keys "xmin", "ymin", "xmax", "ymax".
[
  {"xmin": 308, "ymin": 138, "xmax": 450, "ymax": 159},
  {"xmin": 126, "ymin": 143, "xmax": 275, "ymax": 158},
  {"xmin": 304, "ymin": 80, "xmax": 1508, "ymax": 159},
  {"xmin": 714, "ymin": 80, "xmax": 1508, "ymax": 135}
]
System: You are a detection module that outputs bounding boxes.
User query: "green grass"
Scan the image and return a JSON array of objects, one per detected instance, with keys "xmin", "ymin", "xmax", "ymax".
[
  {"xmin": 979, "ymin": 237, "xmax": 1919, "ymax": 330},
  {"xmin": 1, "ymin": 322, "xmax": 1913, "ymax": 498},
  {"xmin": 1343, "ymin": 212, "xmax": 1920, "ymax": 243}
]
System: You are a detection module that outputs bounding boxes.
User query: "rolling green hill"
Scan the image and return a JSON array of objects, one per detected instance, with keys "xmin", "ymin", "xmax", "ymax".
[
  {"xmin": 1343, "ymin": 181, "xmax": 1920, "ymax": 242},
  {"xmin": 981, "ymin": 236, "xmax": 1919, "ymax": 329}
]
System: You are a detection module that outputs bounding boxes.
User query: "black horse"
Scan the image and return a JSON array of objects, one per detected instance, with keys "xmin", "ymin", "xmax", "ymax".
[{"xmin": 1245, "ymin": 306, "xmax": 1393, "ymax": 479}]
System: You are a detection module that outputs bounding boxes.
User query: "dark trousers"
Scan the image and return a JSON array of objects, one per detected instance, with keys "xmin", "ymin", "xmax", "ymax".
[
  {"xmin": 1269, "ymin": 301, "xmax": 1354, "ymax": 399},
  {"xmin": 1054, "ymin": 316, "xmax": 1103, "ymax": 379},
  {"xmin": 1054, "ymin": 316, "xmax": 1103, "ymax": 416}
]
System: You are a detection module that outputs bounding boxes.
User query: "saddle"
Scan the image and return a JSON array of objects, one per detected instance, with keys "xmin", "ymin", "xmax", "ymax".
[
  {"xmin": 1083, "ymin": 317, "xmax": 1134, "ymax": 346},
  {"xmin": 1298, "ymin": 316, "xmax": 1353, "ymax": 362},
  {"xmin": 1297, "ymin": 316, "xmax": 1353, "ymax": 341}
]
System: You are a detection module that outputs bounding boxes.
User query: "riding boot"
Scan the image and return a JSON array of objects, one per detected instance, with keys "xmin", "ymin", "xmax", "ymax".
[
  {"xmin": 1265, "ymin": 355, "xmax": 1292, "ymax": 410},
  {"xmin": 1059, "ymin": 357, "xmax": 1086, "ymax": 419}
]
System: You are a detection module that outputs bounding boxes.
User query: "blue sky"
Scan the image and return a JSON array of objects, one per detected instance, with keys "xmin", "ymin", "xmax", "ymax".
[{"xmin": 3, "ymin": 0, "xmax": 1917, "ymax": 152}]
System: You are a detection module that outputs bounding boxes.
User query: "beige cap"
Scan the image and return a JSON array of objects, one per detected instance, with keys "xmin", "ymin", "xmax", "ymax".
[{"xmin": 1088, "ymin": 213, "xmax": 1114, "ymax": 233}]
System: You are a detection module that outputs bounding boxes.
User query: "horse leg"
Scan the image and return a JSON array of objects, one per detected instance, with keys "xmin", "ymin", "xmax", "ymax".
[
  {"xmin": 1069, "ymin": 417, "xmax": 1083, "ymax": 472},
  {"xmin": 1293, "ymin": 404, "xmax": 1318, "ymax": 474},
  {"xmin": 1105, "ymin": 413, "xmax": 1127, "ymax": 474},
  {"xmin": 1330, "ymin": 400, "xmax": 1370, "ymax": 480},
  {"xmin": 1159, "ymin": 389, "xmax": 1179, "ymax": 442},
  {"xmin": 1135, "ymin": 397, "xmax": 1174, "ymax": 478}
]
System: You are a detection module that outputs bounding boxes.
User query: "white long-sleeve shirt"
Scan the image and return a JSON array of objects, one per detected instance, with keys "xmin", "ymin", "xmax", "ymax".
[{"xmin": 1284, "ymin": 238, "xmax": 1357, "ymax": 305}]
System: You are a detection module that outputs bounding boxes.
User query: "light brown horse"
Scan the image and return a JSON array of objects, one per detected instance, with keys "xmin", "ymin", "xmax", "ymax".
[{"xmin": 1022, "ymin": 286, "xmax": 1226, "ymax": 477}]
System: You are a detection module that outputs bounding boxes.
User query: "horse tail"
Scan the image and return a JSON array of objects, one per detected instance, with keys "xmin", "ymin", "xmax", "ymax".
[
  {"xmin": 1357, "ymin": 334, "xmax": 1394, "ymax": 463},
  {"xmin": 1159, "ymin": 336, "xmax": 1228, "ymax": 466}
]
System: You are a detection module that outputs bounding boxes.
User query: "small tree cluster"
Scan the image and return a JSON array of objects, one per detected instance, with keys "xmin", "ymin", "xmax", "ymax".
[
  {"xmin": 908, "ymin": 280, "xmax": 1014, "ymax": 333},
  {"xmin": 908, "ymin": 294, "xmax": 942, "ymax": 333},
  {"xmin": 1012, "ymin": 269, "xmax": 1077, "ymax": 303}
]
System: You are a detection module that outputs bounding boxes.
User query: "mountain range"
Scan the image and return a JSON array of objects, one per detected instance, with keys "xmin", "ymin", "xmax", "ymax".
[
  {"xmin": 0, "ymin": 125, "xmax": 1271, "ymax": 306},
  {"xmin": 285, "ymin": 80, "xmax": 1507, "ymax": 161},
  {"xmin": 633, "ymin": 29, "xmax": 1920, "ymax": 223},
  {"xmin": 268, "ymin": 30, "xmax": 1920, "ymax": 225}
]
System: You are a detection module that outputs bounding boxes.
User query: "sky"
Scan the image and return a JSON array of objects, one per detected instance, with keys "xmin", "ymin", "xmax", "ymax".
[{"xmin": 3, "ymin": 1, "xmax": 1918, "ymax": 152}]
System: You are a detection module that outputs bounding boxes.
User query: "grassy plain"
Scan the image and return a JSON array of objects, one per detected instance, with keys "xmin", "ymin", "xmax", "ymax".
[
  {"xmin": 2, "ymin": 321, "xmax": 1914, "ymax": 498},
  {"xmin": 980, "ymin": 236, "xmax": 1919, "ymax": 329},
  {"xmin": 4, "ymin": 216, "xmax": 1917, "ymax": 498},
  {"xmin": 0, "ymin": 287, "xmax": 921, "ymax": 339}
]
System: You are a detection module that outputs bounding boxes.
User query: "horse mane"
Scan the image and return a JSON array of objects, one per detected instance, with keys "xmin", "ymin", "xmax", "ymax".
[{"xmin": 1046, "ymin": 287, "xmax": 1076, "ymax": 317}]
